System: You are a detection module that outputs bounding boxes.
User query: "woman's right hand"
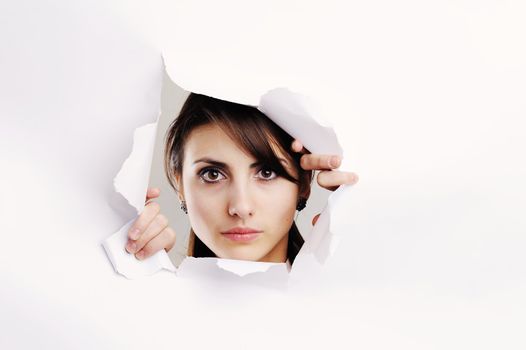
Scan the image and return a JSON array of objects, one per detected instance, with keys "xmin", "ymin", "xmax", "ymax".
[{"xmin": 125, "ymin": 187, "xmax": 176, "ymax": 260}]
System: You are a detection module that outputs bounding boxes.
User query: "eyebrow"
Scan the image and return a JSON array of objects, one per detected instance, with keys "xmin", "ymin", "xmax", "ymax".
[{"xmin": 193, "ymin": 157, "xmax": 289, "ymax": 168}]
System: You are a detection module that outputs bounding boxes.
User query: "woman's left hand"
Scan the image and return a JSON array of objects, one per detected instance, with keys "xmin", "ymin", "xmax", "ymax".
[{"xmin": 292, "ymin": 139, "xmax": 358, "ymax": 224}]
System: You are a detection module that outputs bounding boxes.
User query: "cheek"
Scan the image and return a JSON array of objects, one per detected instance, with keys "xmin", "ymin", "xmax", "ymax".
[
  {"xmin": 260, "ymin": 181, "xmax": 298, "ymax": 227},
  {"xmin": 184, "ymin": 181, "xmax": 222, "ymax": 237}
]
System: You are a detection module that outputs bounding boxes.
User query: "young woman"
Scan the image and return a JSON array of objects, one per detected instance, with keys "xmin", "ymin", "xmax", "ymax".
[{"xmin": 124, "ymin": 93, "xmax": 358, "ymax": 264}]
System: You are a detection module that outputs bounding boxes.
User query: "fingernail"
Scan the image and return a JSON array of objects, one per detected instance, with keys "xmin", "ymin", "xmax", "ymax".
[
  {"xmin": 126, "ymin": 241, "xmax": 137, "ymax": 254},
  {"xmin": 129, "ymin": 228, "xmax": 140, "ymax": 240},
  {"xmin": 135, "ymin": 251, "xmax": 144, "ymax": 260},
  {"xmin": 329, "ymin": 156, "xmax": 341, "ymax": 168}
]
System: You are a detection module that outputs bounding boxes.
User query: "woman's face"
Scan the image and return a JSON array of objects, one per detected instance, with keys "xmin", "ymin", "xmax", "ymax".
[{"xmin": 178, "ymin": 124, "xmax": 299, "ymax": 263}]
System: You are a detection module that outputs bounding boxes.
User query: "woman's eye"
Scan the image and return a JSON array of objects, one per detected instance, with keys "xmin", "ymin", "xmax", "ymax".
[
  {"xmin": 199, "ymin": 169, "xmax": 225, "ymax": 183},
  {"xmin": 256, "ymin": 168, "xmax": 277, "ymax": 181}
]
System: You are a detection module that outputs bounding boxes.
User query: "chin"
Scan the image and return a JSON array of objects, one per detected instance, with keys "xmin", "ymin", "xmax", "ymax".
[{"xmin": 218, "ymin": 247, "xmax": 265, "ymax": 262}]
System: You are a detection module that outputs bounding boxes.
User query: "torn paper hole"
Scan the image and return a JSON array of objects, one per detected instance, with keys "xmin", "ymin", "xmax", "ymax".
[
  {"xmin": 103, "ymin": 79, "xmax": 350, "ymax": 279},
  {"xmin": 175, "ymin": 87, "xmax": 351, "ymax": 277}
]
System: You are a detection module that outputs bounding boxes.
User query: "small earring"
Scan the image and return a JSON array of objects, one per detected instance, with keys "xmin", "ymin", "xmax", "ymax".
[
  {"xmin": 180, "ymin": 200, "xmax": 188, "ymax": 214},
  {"xmin": 296, "ymin": 197, "xmax": 307, "ymax": 211}
]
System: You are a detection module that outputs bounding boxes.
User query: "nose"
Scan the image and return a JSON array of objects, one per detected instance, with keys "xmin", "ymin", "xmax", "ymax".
[{"xmin": 227, "ymin": 180, "xmax": 254, "ymax": 219}]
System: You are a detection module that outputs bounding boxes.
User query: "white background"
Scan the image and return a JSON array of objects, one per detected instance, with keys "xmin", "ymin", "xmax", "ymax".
[{"xmin": 1, "ymin": 1, "xmax": 525, "ymax": 349}]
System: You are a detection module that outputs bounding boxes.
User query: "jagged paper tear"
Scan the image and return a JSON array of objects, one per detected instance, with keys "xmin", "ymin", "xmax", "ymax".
[
  {"xmin": 102, "ymin": 121, "xmax": 176, "ymax": 279},
  {"xmin": 113, "ymin": 122, "xmax": 161, "ymax": 213}
]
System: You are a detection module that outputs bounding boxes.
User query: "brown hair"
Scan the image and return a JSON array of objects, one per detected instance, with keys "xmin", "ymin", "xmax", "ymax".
[{"xmin": 164, "ymin": 93, "xmax": 312, "ymax": 264}]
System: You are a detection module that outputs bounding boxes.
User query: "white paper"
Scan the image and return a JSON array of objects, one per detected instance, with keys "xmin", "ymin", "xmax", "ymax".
[{"xmin": 258, "ymin": 88, "xmax": 343, "ymax": 157}]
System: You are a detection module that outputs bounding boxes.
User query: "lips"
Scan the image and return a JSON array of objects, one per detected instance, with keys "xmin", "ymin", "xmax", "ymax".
[{"xmin": 221, "ymin": 227, "xmax": 262, "ymax": 242}]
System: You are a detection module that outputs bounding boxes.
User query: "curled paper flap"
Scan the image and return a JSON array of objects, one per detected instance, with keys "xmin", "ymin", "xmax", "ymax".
[
  {"xmin": 258, "ymin": 88, "xmax": 343, "ymax": 157},
  {"xmin": 102, "ymin": 219, "xmax": 175, "ymax": 279},
  {"xmin": 296, "ymin": 185, "xmax": 351, "ymax": 265},
  {"xmin": 103, "ymin": 121, "xmax": 176, "ymax": 278}
]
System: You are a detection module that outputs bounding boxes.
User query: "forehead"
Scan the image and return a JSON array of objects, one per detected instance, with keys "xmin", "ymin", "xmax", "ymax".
[
  {"xmin": 183, "ymin": 123, "xmax": 293, "ymax": 168},
  {"xmin": 184, "ymin": 124, "xmax": 255, "ymax": 164}
]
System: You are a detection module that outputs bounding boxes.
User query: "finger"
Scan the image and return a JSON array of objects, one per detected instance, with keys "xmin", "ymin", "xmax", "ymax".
[
  {"xmin": 291, "ymin": 139, "xmax": 303, "ymax": 152},
  {"xmin": 127, "ymin": 202, "xmax": 161, "ymax": 240},
  {"xmin": 146, "ymin": 187, "xmax": 160, "ymax": 202},
  {"xmin": 128, "ymin": 213, "xmax": 169, "ymax": 254},
  {"xmin": 300, "ymin": 154, "xmax": 342, "ymax": 170},
  {"xmin": 312, "ymin": 213, "xmax": 320, "ymax": 226},
  {"xmin": 291, "ymin": 139, "xmax": 311, "ymax": 154},
  {"xmin": 135, "ymin": 227, "xmax": 177, "ymax": 260},
  {"xmin": 317, "ymin": 171, "xmax": 359, "ymax": 191}
]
